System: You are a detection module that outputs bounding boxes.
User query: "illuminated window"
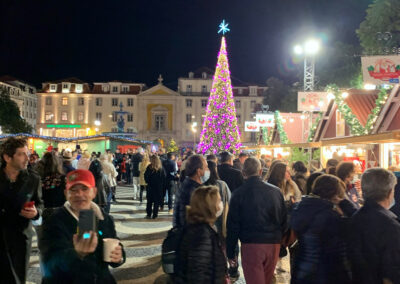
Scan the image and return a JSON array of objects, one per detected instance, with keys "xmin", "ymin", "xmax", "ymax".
[
  {"xmin": 78, "ymin": 112, "xmax": 84, "ymax": 121},
  {"xmin": 49, "ymin": 84, "xmax": 56, "ymax": 92},
  {"xmin": 61, "ymin": 111, "xmax": 68, "ymax": 121},
  {"xmin": 45, "ymin": 112, "xmax": 53, "ymax": 121},
  {"xmin": 61, "ymin": 97, "xmax": 68, "ymax": 105},
  {"xmin": 75, "ymin": 84, "xmax": 83, "ymax": 93}
]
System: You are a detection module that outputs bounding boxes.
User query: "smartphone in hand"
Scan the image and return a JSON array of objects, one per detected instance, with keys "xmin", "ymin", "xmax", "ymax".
[
  {"xmin": 78, "ymin": 209, "xmax": 96, "ymax": 239},
  {"xmin": 23, "ymin": 201, "xmax": 35, "ymax": 209}
]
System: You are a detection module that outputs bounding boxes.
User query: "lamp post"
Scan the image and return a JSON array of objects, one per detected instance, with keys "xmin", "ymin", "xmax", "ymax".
[
  {"xmin": 94, "ymin": 120, "xmax": 101, "ymax": 135},
  {"xmin": 294, "ymin": 39, "xmax": 320, "ymax": 161},
  {"xmin": 191, "ymin": 121, "xmax": 197, "ymax": 150}
]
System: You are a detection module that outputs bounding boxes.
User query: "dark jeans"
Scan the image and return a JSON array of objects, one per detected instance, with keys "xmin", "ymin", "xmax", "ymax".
[
  {"xmin": 126, "ymin": 170, "xmax": 132, "ymax": 184},
  {"xmin": 146, "ymin": 194, "xmax": 160, "ymax": 218},
  {"xmin": 163, "ymin": 180, "xmax": 174, "ymax": 210},
  {"xmin": 139, "ymin": 185, "xmax": 146, "ymax": 203}
]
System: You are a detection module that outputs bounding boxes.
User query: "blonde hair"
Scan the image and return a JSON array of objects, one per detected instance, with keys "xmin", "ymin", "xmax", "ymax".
[
  {"xmin": 149, "ymin": 155, "xmax": 162, "ymax": 171},
  {"xmin": 142, "ymin": 152, "xmax": 150, "ymax": 164},
  {"xmin": 186, "ymin": 186, "xmax": 220, "ymax": 224}
]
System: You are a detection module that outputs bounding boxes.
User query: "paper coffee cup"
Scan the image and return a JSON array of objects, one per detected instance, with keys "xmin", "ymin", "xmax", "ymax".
[{"xmin": 103, "ymin": 238, "xmax": 120, "ymax": 262}]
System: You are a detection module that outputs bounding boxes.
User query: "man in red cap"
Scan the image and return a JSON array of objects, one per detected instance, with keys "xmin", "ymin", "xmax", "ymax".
[{"xmin": 39, "ymin": 169, "xmax": 125, "ymax": 283}]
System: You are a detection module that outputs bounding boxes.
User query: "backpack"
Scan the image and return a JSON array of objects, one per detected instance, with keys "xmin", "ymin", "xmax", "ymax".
[{"xmin": 161, "ymin": 226, "xmax": 185, "ymax": 275}]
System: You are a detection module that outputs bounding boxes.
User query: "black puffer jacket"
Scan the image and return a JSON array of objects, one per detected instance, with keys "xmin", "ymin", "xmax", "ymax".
[
  {"xmin": 175, "ymin": 223, "xmax": 227, "ymax": 284},
  {"xmin": 290, "ymin": 196, "xmax": 353, "ymax": 284}
]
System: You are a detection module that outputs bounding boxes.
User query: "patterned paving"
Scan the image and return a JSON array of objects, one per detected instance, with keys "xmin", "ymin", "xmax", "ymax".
[{"xmin": 27, "ymin": 185, "xmax": 289, "ymax": 283}]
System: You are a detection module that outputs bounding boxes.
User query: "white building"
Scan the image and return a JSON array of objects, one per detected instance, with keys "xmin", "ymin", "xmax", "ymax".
[{"xmin": 0, "ymin": 76, "xmax": 38, "ymax": 131}]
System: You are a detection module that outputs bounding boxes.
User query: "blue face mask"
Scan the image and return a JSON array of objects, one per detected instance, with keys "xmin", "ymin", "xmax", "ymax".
[{"xmin": 201, "ymin": 170, "xmax": 210, "ymax": 183}]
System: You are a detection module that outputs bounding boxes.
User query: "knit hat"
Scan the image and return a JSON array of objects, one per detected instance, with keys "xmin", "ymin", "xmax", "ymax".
[{"xmin": 66, "ymin": 169, "xmax": 95, "ymax": 190}]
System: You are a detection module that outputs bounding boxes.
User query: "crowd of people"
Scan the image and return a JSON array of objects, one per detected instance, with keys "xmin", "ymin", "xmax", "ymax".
[{"xmin": 1, "ymin": 135, "xmax": 400, "ymax": 283}]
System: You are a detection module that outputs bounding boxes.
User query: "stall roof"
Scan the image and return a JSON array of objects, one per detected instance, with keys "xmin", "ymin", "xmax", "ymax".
[{"xmin": 320, "ymin": 131, "xmax": 400, "ymax": 146}]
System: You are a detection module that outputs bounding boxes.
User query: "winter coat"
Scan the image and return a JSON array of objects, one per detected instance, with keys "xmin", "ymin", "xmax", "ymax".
[
  {"xmin": 139, "ymin": 161, "xmax": 150, "ymax": 186},
  {"xmin": 173, "ymin": 177, "xmax": 202, "ymax": 227},
  {"xmin": 349, "ymin": 200, "xmax": 400, "ymax": 284},
  {"xmin": 63, "ymin": 161, "xmax": 75, "ymax": 174},
  {"xmin": 131, "ymin": 153, "xmax": 142, "ymax": 177},
  {"xmin": 40, "ymin": 173, "xmax": 66, "ymax": 208},
  {"xmin": 162, "ymin": 159, "xmax": 178, "ymax": 182},
  {"xmin": 0, "ymin": 169, "xmax": 43, "ymax": 283},
  {"xmin": 290, "ymin": 196, "xmax": 353, "ymax": 284},
  {"xmin": 226, "ymin": 176, "xmax": 287, "ymax": 259},
  {"xmin": 100, "ymin": 160, "xmax": 117, "ymax": 188},
  {"xmin": 144, "ymin": 166, "xmax": 166, "ymax": 202},
  {"xmin": 217, "ymin": 164, "xmax": 244, "ymax": 193},
  {"xmin": 40, "ymin": 202, "xmax": 126, "ymax": 283},
  {"xmin": 175, "ymin": 223, "xmax": 227, "ymax": 284},
  {"xmin": 390, "ymin": 175, "xmax": 400, "ymax": 218}
]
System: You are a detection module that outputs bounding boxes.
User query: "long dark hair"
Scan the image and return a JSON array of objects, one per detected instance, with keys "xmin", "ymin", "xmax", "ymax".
[
  {"xmin": 267, "ymin": 162, "xmax": 287, "ymax": 191},
  {"xmin": 35, "ymin": 151, "xmax": 63, "ymax": 177},
  {"xmin": 204, "ymin": 160, "xmax": 219, "ymax": 186}
]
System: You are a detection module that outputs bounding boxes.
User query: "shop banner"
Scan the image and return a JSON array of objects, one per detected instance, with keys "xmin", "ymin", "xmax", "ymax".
[
  {"xmin": 297, "ymin": 92, "xmax": 329, "ymax": 112},
  {"xmin": 361, "ymin": 55, "xmax": 400, "ymax": 85},
  {"xmin": 244, "ymin": 121, "xmax": 260, "ymax": 132},
  {"xmin": 255, "ymin": 114, "xmax": 274, "ymax": 127}
]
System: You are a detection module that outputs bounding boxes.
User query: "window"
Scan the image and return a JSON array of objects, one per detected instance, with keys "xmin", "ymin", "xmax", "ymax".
[
  {"xmin": 75, "ymin": 84, "xmax": 83, "ymax": 93},
  {"xmin": 236, "ymin": 100, "xmax": 241, "ymax": 108},
  {"xmin": 186, "ymin": 85, "xmax": 192, "ymax": 93},
  {"xmin": 112, "ymin": 113, "xmax": 118, "ymax": 122},
  {"xmin": 29, "ymin": 88, "xmax": 34, "ymax": 94},
  {"xmin": 34, "ymin": 102, "xmax": 36, "ymax": 108},
  {"xmin": 45, "ymin": 112, "xmax": 53, "ymax": 121},
  {"xmin": 250, "ymin": 87, "xmax": 257, "ymax": 95},
  {"xmin": 186, "ymin": 99, "xmax": 192, "ymax": 107},
  {"xmin": 45, "ymin": 97, "xmax": 52, "ymax": 105},
  {"xmin": 29, "ymin": 100, "xmax": 32, "ymax": 107},
  {"xmin": 201, "ymin": 99, "xmax": 207, "ymax": 108},
  {"xmin": 112, "ymin": 86, "xmax": 118, "ymax": 92},
  {"xmin": 127, "ymin": 114, "xmax": 133, "ymax": 122},
  {"xmin": 62, "ymin": 97, "xmax": 68, "ymax": 105},
  {"xmin": 186, "ymin": 114, "xmax": 192, "ymax": 123},
  {"xmin": 122, "ymin": 86, "xmax": 129, "ymax": 93},
  {"xmin": 155, "ymin": 115, "xmax": 166, "ymax": 131},
  {"xmin": 202, "ymin": 72, "xmax": 207, "ymax": 79},
  {"xmin": 95, "ymin": 98, "xmax": 102, "ymax": 106},
  {"xmin": 237, "ymin": 115, "xmax": 241, "ymax": 124},
  {"xmin": 63, "ymin": 84, "xmax": 68, "ymax": 89},
  {"xmin": 78, "ymin": 112, "xmax": 84, "ymax": 121},
  {"xmin": 238, "ymin": 88, "xmax": 243, "ymax": 95},
  {"xmin": 201, "ymin": 85, "xmax": 207, "ymax": 93},
  {"xmin": 112, "ymin": 98, "xmax": 118, "ymax": 106},
  {"xmin": 127, "ymin": 98, "xmax": 134, "ymax": 106},
  {"xmin": 78, "ymin": 98, "xmax": 84, "ymax": 106},
  {"xmin": 95, "ymin": 112, "xmax": 102, "ymax": 121},
  {"xmin": 49, "ymin": 84, "xmax": 56, "ymax": 92},
  {"xmin": 251, "ymin": 100, "xmax": 256, "ymax": 108},
  {"xmin": 61, "ymin": 111, "xmax": 68, "ymax": 121}
]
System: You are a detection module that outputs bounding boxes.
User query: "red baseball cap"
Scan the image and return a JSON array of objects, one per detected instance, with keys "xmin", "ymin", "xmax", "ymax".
[{"xmin": 66, "ymin": 169, "xmax": 95, "ymax": 190}]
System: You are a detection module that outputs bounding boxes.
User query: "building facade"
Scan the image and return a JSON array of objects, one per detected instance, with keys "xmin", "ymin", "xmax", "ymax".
[
  {"xmin": 36, "ymin": 71, "xmax": 265, "ymax": 147},
  {"xmin": 0, "ymin": 76, "xmax": 37, "ymax": 131}
]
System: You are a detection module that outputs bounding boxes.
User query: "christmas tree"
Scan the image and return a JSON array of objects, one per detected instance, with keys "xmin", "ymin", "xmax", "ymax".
[
  {"xmin": 198, "ymin": 21, "xmax": 241, "ymax": 154},
  {"xmin": 167, "ymin": 138, "xmax": 179, "ymax": 153}
]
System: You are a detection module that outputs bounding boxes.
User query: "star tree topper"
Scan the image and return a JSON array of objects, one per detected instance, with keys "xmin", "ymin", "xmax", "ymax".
[{"xmin": 218, "ymin": 20, "xmax": 230, "ymax": 35}]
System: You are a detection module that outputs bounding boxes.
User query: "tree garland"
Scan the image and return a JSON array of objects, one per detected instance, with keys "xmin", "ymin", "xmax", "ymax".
[
  {"xmin": 261, "ymin": 126, "xmax": 273, "ymax": 145},
  {"xmin": 326, "ymin": 84, "xmax": 389, "ymax": 136},
  {"xmin": 275, "ymin": 110, "xmax": 290, "ymax": 144},
  {"xmin": 307, "ymin": 112, "xmax": 323, "ymax": 142}
]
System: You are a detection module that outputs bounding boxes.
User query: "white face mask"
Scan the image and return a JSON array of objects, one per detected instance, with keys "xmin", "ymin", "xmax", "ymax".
[
  {"xmin": 201, "ymin": 169, "xmax": 210, "ymax": 183},
  {"xmin": 216, "ymin": 201, "xmax": 224, "ymax": 218}
]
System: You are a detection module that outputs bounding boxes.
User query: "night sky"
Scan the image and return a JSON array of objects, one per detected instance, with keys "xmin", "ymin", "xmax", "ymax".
[{"xmin": 1, "ymin": 0, "xmax": 372, "ymax": 88}]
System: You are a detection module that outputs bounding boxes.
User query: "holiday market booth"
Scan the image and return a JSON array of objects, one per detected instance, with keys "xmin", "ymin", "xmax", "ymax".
[{"xmin": 0, "ymin": 133, "xmax": 154, "ymax": 156}]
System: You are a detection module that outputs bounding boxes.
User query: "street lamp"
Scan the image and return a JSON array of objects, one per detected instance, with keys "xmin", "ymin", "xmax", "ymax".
[
  {"xmin": 94, "ymin": 120, "xmax": 101, "ymax": 134},
  {"xmin": 191, "ymin": 121, "xmax": 197, "ymax": 150}
]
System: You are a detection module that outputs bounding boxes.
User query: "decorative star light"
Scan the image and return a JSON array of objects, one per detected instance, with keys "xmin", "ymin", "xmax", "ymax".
[{"xmin": 218, "ymin": 20, "xmax": 230, "ymax": 35}]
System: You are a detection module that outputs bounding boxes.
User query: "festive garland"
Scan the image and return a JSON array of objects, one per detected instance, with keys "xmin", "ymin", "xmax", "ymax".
[
  {"xmin": 307, "ymin": 112, "xmax": 323, "ymax": 142},
  {"xmin": 275, "ymin": 110, "xmax": 290, "ymax": 144},
  {"xmin": 261, "ymin": 126, "xmax": 273, "ymax": 145},
  {"xmin": 326, "ymin": 84, "xmax": 389, "ymax": 136}
]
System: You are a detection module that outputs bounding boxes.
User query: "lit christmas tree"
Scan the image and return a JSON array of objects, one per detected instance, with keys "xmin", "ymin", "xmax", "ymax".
[
  {"xmin": 198, "ymin": 21, "xmax": 241, "ymax": 154},
  {"xmin": 167, "ymin": 138, "xmax": 179, "ymax": 153}
]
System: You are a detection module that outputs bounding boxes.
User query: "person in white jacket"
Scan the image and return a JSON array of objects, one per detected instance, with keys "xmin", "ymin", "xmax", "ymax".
[{"xmin": 100, "ymin": 153, "xmax": 118, "ymax": 212}]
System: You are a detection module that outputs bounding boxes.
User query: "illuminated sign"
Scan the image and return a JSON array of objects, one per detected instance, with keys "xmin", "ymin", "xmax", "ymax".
[
  {"xmin": 256, "ymin": 114, "xmax": 274, "ymax": 127},
  {"xmin": 244, "ymin": 121, "xmax": 260, "ymax": 132},
  {"xmin": 46, "ymin": 124, "xmax": 81, "ymax": 128}
]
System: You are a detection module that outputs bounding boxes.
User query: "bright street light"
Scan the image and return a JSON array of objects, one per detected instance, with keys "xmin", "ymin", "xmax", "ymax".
[
  {"xmin": 94, "ymin": 120, "xmax": 101, "ymax": 126},
  {"xmin": 294, "ymin": 44, "xmax": 303, "ymax": 55},
  {"xmin": 304, "ymin": 39, "xmax": 320, "ymax": 55}
]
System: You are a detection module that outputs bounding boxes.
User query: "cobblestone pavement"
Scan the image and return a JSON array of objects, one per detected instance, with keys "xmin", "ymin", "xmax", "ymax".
[{"xmin": 27, "ymin": 185, "xmax": 290, "ymax": 283}]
